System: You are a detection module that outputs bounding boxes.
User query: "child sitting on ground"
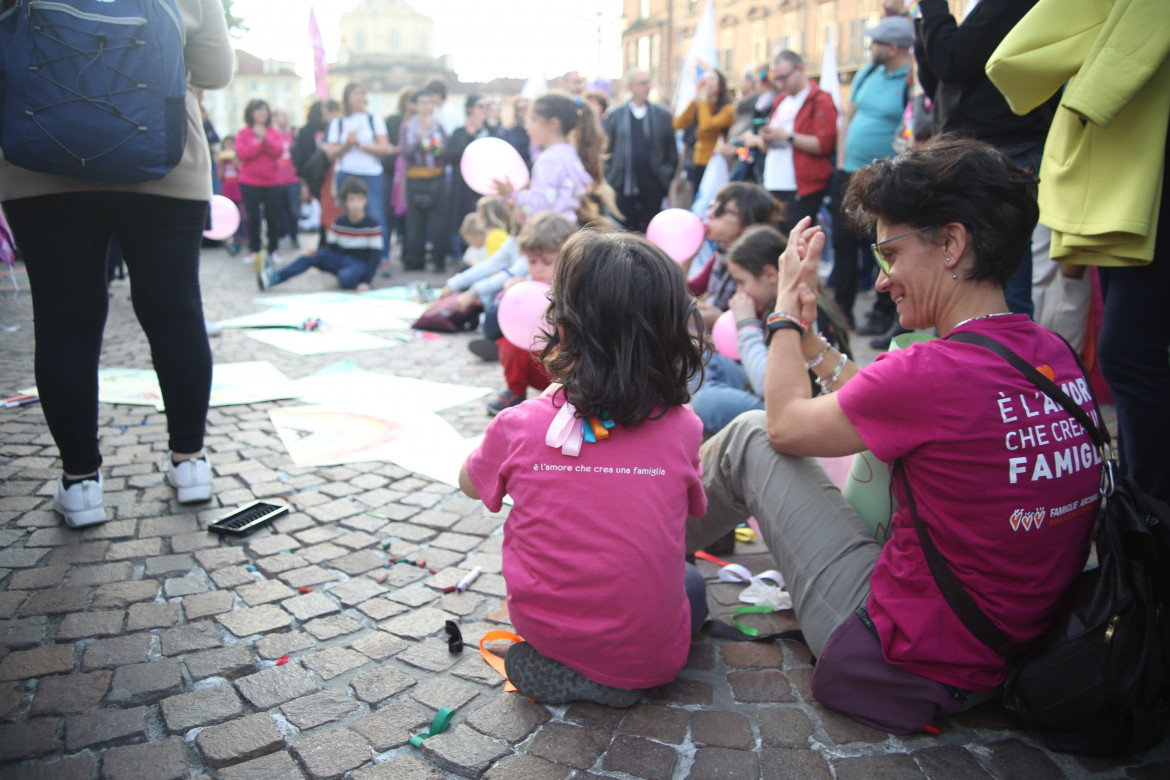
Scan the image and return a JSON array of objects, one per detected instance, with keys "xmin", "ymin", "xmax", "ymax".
[
  {"xmin": 460, "ymin": 230, "xmax": 709, "ymax": 706},
  {"xmin": 459, "ymin": 213, "xmax": 487, "ymax": 269},
  {"xmin": 440, "ymin": 196, "xmax": 520, "ymax": 303},
  {"xmin": 259, "ymin": 177, "xmax": 382, "ymax": 292}
]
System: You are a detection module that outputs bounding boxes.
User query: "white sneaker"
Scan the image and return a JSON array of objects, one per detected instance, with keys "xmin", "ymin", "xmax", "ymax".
[
  {"xmin": 168, "ymin": 456, "xmax": 212, "ymax": 504},
  {"xmin": 53, "ymin": 475, "xmax": 107, "ymax": 528}
]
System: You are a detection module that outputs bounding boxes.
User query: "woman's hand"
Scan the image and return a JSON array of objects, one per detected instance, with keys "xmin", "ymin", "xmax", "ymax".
[
  {"xmin": 776, "ymin": 216, "xmax": 822, "ymax": 327},
  {"xmin": 728, "ymin": 290, "xmax": 757, "ymax": 322}
]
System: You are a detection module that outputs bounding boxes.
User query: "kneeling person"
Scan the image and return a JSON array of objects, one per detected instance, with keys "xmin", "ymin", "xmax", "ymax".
[{"xmin": 260, "ymin": 177, "xmax": 382, "ymax": 291}]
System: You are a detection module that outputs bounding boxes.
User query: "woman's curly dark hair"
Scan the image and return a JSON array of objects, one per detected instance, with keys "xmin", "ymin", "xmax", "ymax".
[
  {"xmin": 842, "ymin": 135, "xmax": 1039, "ymax": 287},
  {"xmin": 540, "ymin": 231, "xmax": 709, "ymax": 427}
]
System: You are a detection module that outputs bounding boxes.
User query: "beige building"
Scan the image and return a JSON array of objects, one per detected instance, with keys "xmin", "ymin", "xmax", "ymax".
[
  {"xmin": 620, "ymin": 0, "xmax": 973, "ymax": 105},
  {"xmin": 201, "ymin": 50, "xmax": 302, "ymax": 138}
]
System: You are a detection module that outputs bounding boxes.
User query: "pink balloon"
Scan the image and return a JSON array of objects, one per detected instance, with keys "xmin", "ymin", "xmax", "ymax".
[
  {"xmin": 498, "ymin": 281, "xmax": 552, "ymax": 351},
  {"xmin": 203, "ymin": 195, "xmax": 240, "ymax": 240},
  {"xmin": 460, "ymin": 137, "xmax": 531, "ymax": 196},
  {"xmin": 711, "ymin": 309, "xmax": 740, "ymax": 361},
  {"xmin": 646, "ymin": 208, "xmax": 705, "ymax": 263}
]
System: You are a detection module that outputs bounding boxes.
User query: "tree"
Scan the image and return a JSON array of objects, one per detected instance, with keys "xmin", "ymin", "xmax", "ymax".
[{"xmin": 221, "ymin": 0, "xmax": 247, "ymax": 37}]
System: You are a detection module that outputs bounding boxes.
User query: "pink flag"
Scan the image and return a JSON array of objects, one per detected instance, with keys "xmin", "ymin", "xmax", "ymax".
[{"xmin": 308, "ymin": 6, "xmax": 328, "ymax": 100}]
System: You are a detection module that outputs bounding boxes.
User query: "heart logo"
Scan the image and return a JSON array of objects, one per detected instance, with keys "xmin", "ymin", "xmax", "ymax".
[{"xmin": 1036, "ymin": 364, "xmax": 1055, "ymax": 381}]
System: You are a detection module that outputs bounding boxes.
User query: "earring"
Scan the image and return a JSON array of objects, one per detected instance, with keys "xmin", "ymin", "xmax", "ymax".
[{"xmin": 946, "ymin": 257, "xmax": 957, "ymax": 279}]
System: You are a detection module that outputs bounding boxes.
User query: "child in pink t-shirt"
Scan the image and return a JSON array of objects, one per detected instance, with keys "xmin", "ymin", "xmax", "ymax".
[{"xmin": 461, "ymin": 230, "xmax": 710, "ymax": 706}]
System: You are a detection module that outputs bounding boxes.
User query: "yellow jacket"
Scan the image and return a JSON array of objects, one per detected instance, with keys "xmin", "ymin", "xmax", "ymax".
[
  {"xmin": 987, "ymin": 0, "xmax": 1170, "ymax": 266},
  {"xmin": 674, "ymin": 100, "xmax": 736, "ymax": 167}
]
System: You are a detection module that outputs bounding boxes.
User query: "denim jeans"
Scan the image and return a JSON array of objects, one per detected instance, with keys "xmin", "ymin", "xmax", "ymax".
[
  {"xmin": 689, "ymin": 353, "xmax": 765, "ymax": 435},
  {"xmin": 277, "ymin": 247, "xmax": 370, "ymax": 290}
]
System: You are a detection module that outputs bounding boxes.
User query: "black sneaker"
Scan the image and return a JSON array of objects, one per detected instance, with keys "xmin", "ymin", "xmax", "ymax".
[
  {"xmin": 469, "ymin": 339, "xmax": 499, "ymax": 362},
  {"xmin": 504, "ymin": 641, "xmax": 642, "ymax": 707},
  {"xmin": 486, "ymin": 389, "xmax": 524, "ymax": 416}
]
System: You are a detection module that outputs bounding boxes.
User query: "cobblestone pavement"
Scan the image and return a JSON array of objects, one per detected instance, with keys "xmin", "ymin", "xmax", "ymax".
[{"xmin": 0, "ymin": 243, "xmax": 1167, "ymax": 779}]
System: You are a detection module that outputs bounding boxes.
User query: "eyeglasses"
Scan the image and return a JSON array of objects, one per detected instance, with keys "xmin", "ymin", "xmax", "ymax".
[
  {"xmin": 709, "ymin": 200, "xmax": 740, "ymax": 218},
  {"xmin": 772, "ymin": 68, "xmax": 795, "ymax": 82},
  {"xmin": 871, "ymin": 225, "xmax": 939, "ymax": 275}
]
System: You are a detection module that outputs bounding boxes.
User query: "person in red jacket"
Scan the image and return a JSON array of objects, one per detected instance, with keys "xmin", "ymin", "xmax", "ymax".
[{"xmin": 744, "ymin": 50, "xmax": 837, "ymax": 233}]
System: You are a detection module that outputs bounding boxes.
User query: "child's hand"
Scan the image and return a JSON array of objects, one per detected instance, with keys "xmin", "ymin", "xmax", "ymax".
[
  {"xmin": 502, "ymin": 276, "xmax": 523, "ymax": 291},
  {"xmin": 454, "ymin": 291, "xmax": 478, "ymax": 311},
  {"xmin": 439, "ymin": 285, "xmax": 455, "ymax": 298},
  {"xmin": 728, "ymin": 291, "xmax": 757, "ymax": 322},
  {"xmin": 492, "ymin": 177, "xmax": 514, "ymax": 196}
]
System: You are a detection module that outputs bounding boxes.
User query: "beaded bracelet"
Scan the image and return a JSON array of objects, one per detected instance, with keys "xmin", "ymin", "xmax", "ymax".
[
  {"xmin": 766, "ymin": 311, "xmax": 809, "ymax": 336},
  {"xmin": 765, "ymin": 319, "xmax": 803, "ymax": 346},
  {"xmin": 816, "ymin": 352, "xmax": 849, "ymax": 393},
  {"xmin": 736, "ymin": 317, "xmax": 763, "ymax": 331},
  {"xmin": 805, "ymin": 342, "xmax": 832, "ymax": 370}
]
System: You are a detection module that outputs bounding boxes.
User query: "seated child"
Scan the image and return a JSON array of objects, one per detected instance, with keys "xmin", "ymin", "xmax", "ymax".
[
  {"xmin": 259, "ymin": 177, "xmax": 382, "ymax": 292},
  {"xmin": 482, "ymin": 211, "xmax": 576, "ymax": 414},
  {"xmin": 460, "ymin": 230, "xmax": 709, "ymax": 706},
  {"xmin": 459, "ymin": 213, "xmax": 487, "ymax": 269},
  {"xmin": 440, "ymin": 196, "xmax": 520, "ymax": 305}
]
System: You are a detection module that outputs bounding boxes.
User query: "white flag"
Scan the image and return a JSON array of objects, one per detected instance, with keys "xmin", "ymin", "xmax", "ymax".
[
  {"xmin": 521, "ymin": 75, "xmax": 548, "ymax": 99},
  {"xmin": 673, "ymin": 0, "xmax": 718, "ymax": 115},
  {"xmin": 820, "ymin": 26, "xmax": 842, "ymax": 114}
]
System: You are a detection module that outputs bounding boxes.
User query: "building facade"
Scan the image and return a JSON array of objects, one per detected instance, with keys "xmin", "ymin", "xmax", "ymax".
[
  {"xmin": 201, "ymin": 50, "xmax": 302, "ymax": 138},
  {"xmin": 620, "ymin": 0, "xmax": 972, "ymax": 106}
]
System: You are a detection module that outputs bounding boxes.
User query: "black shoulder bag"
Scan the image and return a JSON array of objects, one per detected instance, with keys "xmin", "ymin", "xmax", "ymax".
[{"xmin": 903, "ymin": 331, "xmax": 1170, "ymax": 756}]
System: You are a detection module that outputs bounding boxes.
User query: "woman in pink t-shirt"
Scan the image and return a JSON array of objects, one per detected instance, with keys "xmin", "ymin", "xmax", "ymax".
[
  {"xmin": 689, "ymin": 136, "xmax": 1101, "ymax": 734},
  {"xmin": 461, "ymin": 231, "xmax": 709, "ymax": 707}
]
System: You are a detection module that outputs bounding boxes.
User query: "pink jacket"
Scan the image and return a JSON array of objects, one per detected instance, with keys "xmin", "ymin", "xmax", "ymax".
[{"xmin": 236, "ymin": 126, "xmax": 284, "ymax": 187}]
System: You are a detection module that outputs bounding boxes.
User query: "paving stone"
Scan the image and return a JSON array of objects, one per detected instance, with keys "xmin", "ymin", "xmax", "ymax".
[
  {"xmin": 331, "ymin": 549, "xmax": 387, "ymax": 575},
  {"xmin": 410, "ymin": 676, "xmax": 480, "ymax": 713},
  {"xmin": 144, "ymin": 553, "xmax": 194, "ymax": 577},
  {"xmin": 100, "ymin": 736, "xmax": 187, "ymax": 780},
  {"xmin": 350, "ymin": 631, "xmax": 408, "ymax": 662},
  {"xmin": 332, "ymin": 530, "xmax": 379, "ymax": 550},
  {"xmin": 691, "ymin": 710, "xmax": 754, "ymax": 749},
  {"xmin": 303, "ymin": 614, "xmax": 363, "ymax": 641},
  {"xmin": 397, "ymin": 639, "xmax": 461, "ymax": 672},
  {"xmin": 291, "ymin": 727, "xmax": 372, "ymax": 779},
  {"xmin": 66, "ymin": 561, "xmax": 134, "ymax": 586},
  {"xmin": 377, "ymin": 566, "xmax": 428, "ymax": 588},
  {"xmin": 56, "ymin": 609, "xmax": 125, "ymax": 640},
  {"xmin": 195, "ymin": 712, "xmax": 285, "ymax": 768},
  {"xmin": 20, "ymin": 585, "xmax": 90, "ymax": 616},
  {"xmin": 281, "ymin": 689, "xmax": 361, "ymax": 730},
  {"xmin": 295, "ymin": 526, "xmax": 343, "ymax": 545},
  {"xmin": 182, "ymin": 590, "xmax": 235, "ymax": 620},
  {"xmin": 105, "ymin": 537, "xmax": 165, "ymax": 560},
  {"xmin": 688, "ymin": 747, "xmax": 761, "ymax": 780},
  {"xmin": 108, "ymin": 658, "xmax": 183, "ymax": 705},
  {"xmin": 833, "ymin": 753, "xmax": 925, "ymax": 780},
  {"xmin": 8, "ymin": 564, "xmax": 68, "ymax": 590},
  {"xmin": 721, "ymin": 641, "xmax": 787, "ymax": 669},
  {"xmin": 759, "ymin": 707, "xmax": 814, "ymax": 748},
  {"xmin": 728, "ymin": 669, "xmax": 796, "ymax": 703},
  {"xmin": 619, "ymin": 705, "xmax": 690, "ymax": 745},
  {"xmin": 235, "ymin": 663, "xmax": 319, "ymax": 710},
  {"xmin": 246, "ymin": 533, "xmax": 302, "ymax": 557},
  {"xmin": 436, "ymin": 591, "xmax": 485, "ymax": 617},
  {"xmin": 195, "ymin": 547, "xmax": 248, "ymax": 570},
  {"xmin": 255, "ymin": 631, "xmax": 316, "ymax": 659},
  {"xmin": 0, "ymin": 615, "xmax": 47, "ymax": 648},
  {"xmin": 482, "ymin": 753, "xmax": 571, "ymax": 780},
  {"xmin": 282, "ymin": 591, "xmax": 340, "ymax": 621},
  {"xmin": 356, "ymin": 597, "xmax": 409, "ymax": 621},
  {"xmin": 759, "ymin": 748, "xmax": 834, "ymax": 780},
  {"xmin": 31, "ymin": 670, "xmax": 110, "ymax": 716},
  {"xmin": 237, "ymin": 578, "xmax": 297, "ymax": 606},
  {"xmin": 0, "ymin": 644, "xmax": 74, "ymax": 680},
  {"xmin": 352, "ymin": 754, "xmax": 442, "ymax": 780},
  {"xmin": 0, "ymin": 680, "xmax": 21, "ymax": 721},
  {"xmin": 786, "ymin": 667, "xmax": 814, "ymax": 701},
  {"xmin": 0, "ymin": 718, "xmax": 62, "ymax": 762},
  {"xmin": 279, "ymin": 565, "xmax": 341, "ymax": 589},
  {"xmin": 911, "ymin": 745, "xmax": 993, "ymax": 779},
  {"xmin": 325, "ymin": 579, "xmax": 386, "ymax": 607},
  {"xmin": 302, "ymin": 646, "xmax": 369, "ymax": 680},
  {"xmin": 380, "ymin": 606, "xmax": 457, "ymax": 641},
  {"xmin": 162, "ymin": 682, "xmax": 245, "ymax": 733},
  {"xmin": 218, "ymin": 751, "xmax": 307, "ymax": 780},
  {"xmin": 349, "ymin": 701, "xmax": 430, "ymax": 751},
  {"xmin": 164, "ymin": 574, "xmax": 210, "ymax": 597},
  {"xmin": 984, "ymin": 738, "xmax": 1065, "ymax": 780},
  {"xmin": 211, "ymin": 566, "xmax": 258, "ymax": 589},
  {"xmin": 421, "ymin": 724, "xmax": 512, "ymax": 779},
  {"xmin": 184, "ymin": 643, "xmax": 257, "ymax": 681},
  {"xmin": 0, "ymin": 548, "xmax": 49, "ymax": 568},
  {"xmin": 465, "ymin": 693, "xmax": 551, "ymax": 743},
  {"xmin": 811, "ymin": 703, "xmax": 887, "ymax": 745},
  {"xmin": 171, "ymin": 530, "xmax": 220, "ymax": 554},
  {"xmin": 3, "ymin": 754, "xmax": 95, "ymax": 780},
  {"xmin": 649, "ymin": 677, "xmax": 714, "ymax": 706},
  {"xmin": 526, "ymin": 722, "xmax": 610, "ymax": 770},
  {"xmin": 217, "ymin": 604, "xmax": 292, "ymax": 637},
  {"xmin": 160, "ymin": 621, "xmax": 224, "ymax": 655},
  {"xmin": 65, "ymin": 705, "xmax": 147, "ymax": 751},
  {"xmin": 351, "ymin": 665, "xmax": 417, "ymax": 705},
  {"xmin": 600, "ymin": 734, "xmax": 677, "ymax": 780},
  {"xmin": 388, "ymin": 586, "xmax": 439, "ymax": 608},
  {"xmin": 126, "ymin": 601, "xmax": 180, "ymax": 630},
  {"xmin": 255, "ymin": 553, "xmax": 310, "ymax": 576},
  {"xmin": 564, "ymin": 702, "xmax": 626, "ymax": 732},
  {"xmin": 92, "ymin": 580, "xmax": 160, "ymax": 609}
]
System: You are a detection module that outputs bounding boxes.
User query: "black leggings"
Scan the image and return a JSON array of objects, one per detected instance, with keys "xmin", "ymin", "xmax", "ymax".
[
  {"xmin": 240, "ymin": 183, "xmax": 283, "ymax": 254},
  {"xmin": 4, "ymin": 192, "xmax": 211, "ymax": 475}
]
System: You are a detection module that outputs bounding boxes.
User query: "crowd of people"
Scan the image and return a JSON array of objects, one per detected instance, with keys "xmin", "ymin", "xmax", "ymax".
[{"xmin": 1, "ymin": 0, "xmax": 1166, "ymax": 746}]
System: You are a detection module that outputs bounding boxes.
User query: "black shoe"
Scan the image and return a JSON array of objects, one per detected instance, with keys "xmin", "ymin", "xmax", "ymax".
[
  {"xmin": 504, "ymin": 641, "xmax": 642, "ymax": 707},
  {"xmin": 856, "ymin": 311, "xmax": 895, "ymax": 336},
  {"xmin": 469, "ymin": 339, "xmax": 499, "ymax": 362},
  {"xmin": 868, "ymin": 323, "xmax": 911, "ymax": 351}
]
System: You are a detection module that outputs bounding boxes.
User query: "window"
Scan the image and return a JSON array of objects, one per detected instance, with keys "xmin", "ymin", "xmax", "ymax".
[
  {"xmin": 639, "ymin": 0, "xmax": 649, "ymax": 19},
  {"xmin": 637, "ymin": 36, "xmax": 651, "ymax": 71},
  {"xmin": 355, "ymin": 31, "xmax": 365, "ymax": 51},
  {"xmin": 390, "ymin": 30, "xmax": 400, "ymax": 52}
]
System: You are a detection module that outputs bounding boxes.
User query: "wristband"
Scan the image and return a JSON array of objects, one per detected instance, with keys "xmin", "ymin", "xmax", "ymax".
[
  {"xmin": 736, "ymin": 317, "xmax": 763, "ymax": 332},
  {"xmin": 816, "ymin": 352, "xmax": 849, "ymax": 393},
  {"xmin": 766, "ymin": 311, "xmax": 809, "ymax": 336},
  {"xmin": 765, "ymin": 319, "xmax": 803, "ymax": 345},
  {"xmin": 805, "ymin": 342, "xmax": 832, "ymax": 369}
]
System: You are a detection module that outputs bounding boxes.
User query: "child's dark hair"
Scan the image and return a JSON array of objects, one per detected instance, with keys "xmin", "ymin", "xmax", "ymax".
[
  {"xmin": 727, "ymin": 225, "xmax": 787, "ymax": 277},
  {"xmin": 243, "ymin": 99, "xmax": 270, "ymax": 127},
  {"xmin": 339, "ymin": 177, "xmax": 368, "ymax": 199},
  {"xmin": 540, "ymin": 231, "xmax": 708, "ymax": 427}
]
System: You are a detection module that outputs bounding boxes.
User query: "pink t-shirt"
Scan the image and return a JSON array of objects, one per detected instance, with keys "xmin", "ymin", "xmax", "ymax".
[
  {"xmin": 838, "ymin": 315, "xmax": 1101, "ymax": 690},
  {"xmin": 465, "ymin": 395, "xmax": 707, "ymax": 689}
]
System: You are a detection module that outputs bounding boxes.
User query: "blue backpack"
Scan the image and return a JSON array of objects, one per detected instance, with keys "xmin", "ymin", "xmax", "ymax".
[{"xmin": 0, "ymin": 0, "xmax": 188, "ymax": 183}]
